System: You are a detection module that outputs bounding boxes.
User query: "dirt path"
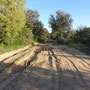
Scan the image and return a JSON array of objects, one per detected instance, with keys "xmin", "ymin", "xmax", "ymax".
[{"xmin": 0, "ymin": 42, "xmax": 90, "ymax": 90}]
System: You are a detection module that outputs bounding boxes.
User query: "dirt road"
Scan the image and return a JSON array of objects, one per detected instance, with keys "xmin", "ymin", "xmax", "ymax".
[{"xmin": 0, "ymin": 42, "xmax": 90, "ymax": 90}]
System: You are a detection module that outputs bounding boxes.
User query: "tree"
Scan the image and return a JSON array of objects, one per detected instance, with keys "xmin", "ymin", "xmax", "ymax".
[
  {"xmin": 32, "ymin": 20, "xmax": 49, "ymax": 41},
  {"xmin": 40, "ymin": 28, "xmax": 49, "ymax": 41},
  {"xmin": 33, "ymin": 21, "xmax": 44, "ymax": 40},
  {"xmin": 0, "ymin": 0, "xmax": 26, "ymax": 44},
  {"xmin": 74, "ymin": 26, "xmax": 90, "ymax": 46},
  {"xmin": 49, "ymin": 10, "xmax": 73, "ymax": 43},
  {"xmin": 25, "ymin": 9, "xmax": 39, "ymax": 29},
  {"xmin": 14, "ymin": 28, "xmax": 34, "ymax": 45}
]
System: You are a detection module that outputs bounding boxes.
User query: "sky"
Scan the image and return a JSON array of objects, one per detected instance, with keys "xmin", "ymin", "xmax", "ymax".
[{"xmin": 25, "ymin": 0, "xmax": 90, "ymax": 32}]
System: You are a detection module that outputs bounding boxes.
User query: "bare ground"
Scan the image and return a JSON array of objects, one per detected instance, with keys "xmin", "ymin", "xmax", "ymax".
[{"xmin": 0, "ymin": 42, "xmax": 90, "ymax": 90}]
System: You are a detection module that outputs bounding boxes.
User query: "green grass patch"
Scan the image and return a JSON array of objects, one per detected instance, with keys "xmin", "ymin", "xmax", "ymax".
[
  {"xmin": 67, "ymin": 42, "xmax": 90, "ymax": 55},
  {"xmin": 0, "ymin": 40, "xmax": 38, "ymax": 54},
  {"xmin": 79, "ymin": 45, "xmax": 90, "ymax": 55}
]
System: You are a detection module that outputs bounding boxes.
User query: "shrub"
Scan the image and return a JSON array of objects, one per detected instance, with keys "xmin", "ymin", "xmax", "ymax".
[{"xmin": 12, "ymin": 28, "xmax": 34, "ymax": 45}]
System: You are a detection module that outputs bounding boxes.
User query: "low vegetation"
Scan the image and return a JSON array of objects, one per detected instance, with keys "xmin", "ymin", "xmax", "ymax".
[
  {"xmin": 49, "ymin": 10, "xmax": 90, "ymax": 54},
  {"xmin": 0, "ymin": 1, "xmax": 89, "ymax": 55},
  {"xmin": 0, "ymin": 0, "xmax": 49, "ymax": 54}
]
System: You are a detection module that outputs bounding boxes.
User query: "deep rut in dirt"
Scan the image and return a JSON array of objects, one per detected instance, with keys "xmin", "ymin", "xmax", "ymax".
[
  {"xmin": 0, "ymin": 45, "xmax": 42, "ymax": 90},
  {"xmin": 0, "ymin": 42, "xmax": 90, "ymax": 90}
]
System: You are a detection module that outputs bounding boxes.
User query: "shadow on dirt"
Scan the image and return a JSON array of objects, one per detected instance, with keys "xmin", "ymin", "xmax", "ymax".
[
  {"xmin": 0, "ymin": 55, "xmax": 90, "ymax": 90},
  {"xmin": 50, "ymin": 42, "xmax": 90, "ymax": 61},
  {"xmin": 0, "ymin": 64, "xmax": 89, "ymax": 90},
  {"xmin": 0, "ymin": 42, "xmax": 90, "ymax": 90}
]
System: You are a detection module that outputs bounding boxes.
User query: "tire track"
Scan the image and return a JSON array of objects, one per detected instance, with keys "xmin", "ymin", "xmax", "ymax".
[
  {"xmin": 48, "ymin": 50, "xmax": 58, "ymax": 89},
  {"xmin": 57, "ymin": 48, "xmax": 90, "ymax": 71},
  {"xmin": 0, "ymin": 47, "xmax": 31, "ymax": 63},
  {"xmin": 73, "ymin": 54, "xmax": 90, "ymax": 66},
  {"xmin": 50, "ymin": 49, "xmax": 63, "ymax": 90},
  {"xmin": 0, "ymin": 42, "xmax": 90, "ymax": 90},
  {"xmin": 3, "ymin": 48, "xmax": 51, "ymax": 90},
  {"xmin": 0, "ymin": 46, "xmax": 39, "ymax": 74},
  {"xmin": 0, "ymin": 46, "xmax": 33, "ymax": 72},
  {"xmin": 58, "ymin": 50, "xmax": 88, "ymax": 90},
  {"xmin": 0, "ymin": 50, "xmax": 29, "ymax": 71},
  {"xmin": 0, "ymin": 47, "xmax": 42, "ymax": 90},
  {"xmin": 59, "ymin": 48, "xmax": 90, "ymax": 67},
  {"xmin": 48, "ymin": 51, "xmax": 53, "ymax": 67},
  {"xmin": 52, "ymin": 49, "xmax": 80, "ymax": 90}
]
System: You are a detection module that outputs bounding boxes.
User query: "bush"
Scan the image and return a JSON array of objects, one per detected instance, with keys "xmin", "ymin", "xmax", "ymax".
[
  {"xmin": 74, "ymin": 27, "xmax": 90, "ymax": 46},
  {"xmin": 12, "ymin": 28, "xmax": 34, "ymax": 45},
  {"xmin": 0, "ymin": 28, "xmax": 36, "ymax": 54}
]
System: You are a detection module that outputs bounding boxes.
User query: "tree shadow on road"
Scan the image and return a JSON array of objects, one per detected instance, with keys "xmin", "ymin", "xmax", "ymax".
[{"xmin": 0, "ymin": 61, "xmax": 90, "ymax": 90}]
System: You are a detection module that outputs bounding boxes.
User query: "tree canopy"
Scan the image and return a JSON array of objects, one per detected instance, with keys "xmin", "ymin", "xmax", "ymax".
[
  {"xmin": 0, "ymin": 1, "xmax": 49, "ymax": 45},
  {"xmin": 0, "ymin": 0, "xmax": 26, "ymax": 44},
  {"xmin": 49, "ymin": 10, "xmax": 73, "ymax": 43}
]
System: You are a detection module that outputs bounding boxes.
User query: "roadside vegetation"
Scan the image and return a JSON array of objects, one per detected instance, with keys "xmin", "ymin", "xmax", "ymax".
[
  {"xmin": 0, "ymin": 1, "xmax": 90, "ymax": 55},
  {"xmin": 0, "ymin": 0, "xmax": 49, "ymax": 54},
  {"xmin": 49, "ymin": 10, "xmax": 90, "ymax": 55}
]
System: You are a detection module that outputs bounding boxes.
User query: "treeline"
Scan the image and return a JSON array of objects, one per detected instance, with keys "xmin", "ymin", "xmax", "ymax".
[
  {"xmin": 0, "ymin": 0, "xmax": 90, "ymax": 54},
  {"xmin": 74, "ymin": 27, "xmax": 90, "ymax": 46},
  {"xmin": 49, "ymin": 10, "xmax": 90, "ymax": 47},
  {"xmin": 0, "ymin": 0, "xmax": 49, "ymax": 45}
]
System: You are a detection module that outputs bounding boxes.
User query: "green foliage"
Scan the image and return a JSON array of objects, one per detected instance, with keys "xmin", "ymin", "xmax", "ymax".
[
  {"xmin": 49, "ymin": 10, "xmax": 72, "ymax": 32},
  {"xmin": 33, "ymin": 21, "xmax": 49, "ymax": 41},
  {"xmin": 33, "ymin": 21, "xmax": 43, "ymax": 39},
  {"xmin": 42, "ymin": 28, "xmax": 50, "ymax": 41},
  {"xmin": 25, "ymin": 9, "xmax": 49, "ymax": 42},
  {"xmin": 0, "ymin": 0, "xmax": 26, "ymax": 44},
  {"xmin": 0, "ymin": 39, "xmax": 37, "ymax": 54},
  {"xmin": 49, "ymin": 10, "xmax": 73, "ymax": 43},
  {"xmin": 80, "ymin": 46, "xmax": 90, "ymax": 55},
  {"xmin": 74, "ymin": 27, "xmax": 90, "ymax": 46},
  {"xmin": 67, "ymin": 42, "xmax": 78, "ymax": 47},
  {"xmin": 25, "ymin": 9, "xmax": 39, "ymax": 29},
  {"xmin": 0, "ymin": 0, "xmax": 50, "ymax": 54},
  {"xmin": 13, "ymin": 28, "xmax": 34, "ymax": 45},
  {"xmin": 67, "ymin": 42, "xmax": 90, "ymax": 55},
  {"xmin": 0, "ymin": 28, "xmax": 36, "ymax": 54}
]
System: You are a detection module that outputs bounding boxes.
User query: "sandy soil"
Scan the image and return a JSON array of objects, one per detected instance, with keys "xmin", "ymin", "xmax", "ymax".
[{"xmin": 0, "ymin": 42, "xmax": 90, "ymax": 90}]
